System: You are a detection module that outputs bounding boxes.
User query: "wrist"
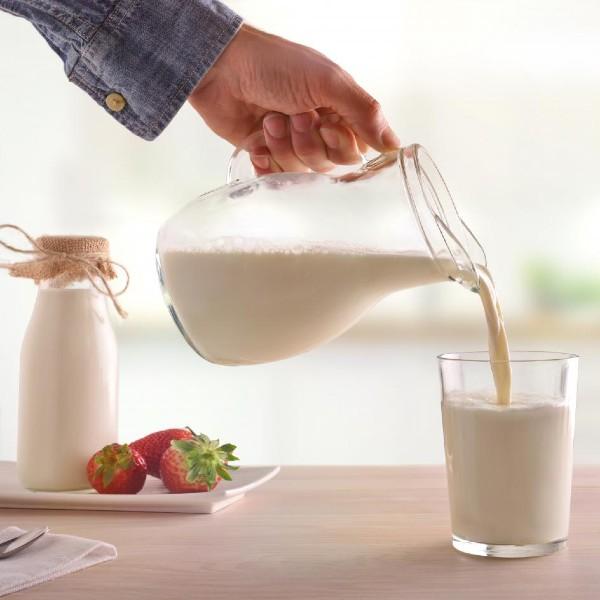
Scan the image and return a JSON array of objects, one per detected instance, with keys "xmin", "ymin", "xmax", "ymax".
[{"xmin": 197, "ymin": 23, "xmax": 275, "ymax": 93}]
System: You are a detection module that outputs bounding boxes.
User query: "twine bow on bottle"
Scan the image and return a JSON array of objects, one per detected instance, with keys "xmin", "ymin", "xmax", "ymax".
[{"xmin": 0, "ymin": 224, "xmax": 129, "ymax": 318}]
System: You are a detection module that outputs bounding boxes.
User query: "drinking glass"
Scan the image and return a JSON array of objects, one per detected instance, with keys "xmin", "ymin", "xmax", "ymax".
[{"xmin": 438, "ymin": 351, "xmax": 578, "ymax": 558}]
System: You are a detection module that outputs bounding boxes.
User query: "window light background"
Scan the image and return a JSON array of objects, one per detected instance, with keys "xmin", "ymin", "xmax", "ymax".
[{"xmin": 0, "ymin": 0, "xmax": 599, "ymax": 464}]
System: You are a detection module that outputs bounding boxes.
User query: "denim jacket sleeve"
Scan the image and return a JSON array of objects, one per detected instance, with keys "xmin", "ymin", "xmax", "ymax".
[{"xmin": 0, "ymin": 0, "xmax": 243, "ymax": 139}]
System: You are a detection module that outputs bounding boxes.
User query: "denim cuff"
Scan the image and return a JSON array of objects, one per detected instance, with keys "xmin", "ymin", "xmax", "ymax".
[{"xmin": 67, "ymin": 0, "xmax": 242, "ymax": 140}]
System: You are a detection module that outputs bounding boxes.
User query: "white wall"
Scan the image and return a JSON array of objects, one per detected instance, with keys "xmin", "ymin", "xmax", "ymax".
[{"xmin": 1, "ymin": 0, "xmax": 599, "ymax": 464}]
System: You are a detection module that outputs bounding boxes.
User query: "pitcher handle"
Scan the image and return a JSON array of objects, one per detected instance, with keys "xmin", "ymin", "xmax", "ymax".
[
  {"xmin": 226, "ymin": 135, "xmax": 369, "ymax": 184},
  {"xmin": 227, "ymin": 146, "xmax": 258, "ymax": 184}
]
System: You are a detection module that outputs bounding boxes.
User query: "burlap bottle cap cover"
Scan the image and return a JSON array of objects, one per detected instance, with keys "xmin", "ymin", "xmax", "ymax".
[{"xmin": 0, "ymin": 224, "xmax": 129, "ymax": 318}]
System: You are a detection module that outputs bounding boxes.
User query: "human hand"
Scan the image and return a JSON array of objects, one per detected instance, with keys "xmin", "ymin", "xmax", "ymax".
[{"xmin": 188, "ymin": 24, "xmax": 400, "ymax": 174}]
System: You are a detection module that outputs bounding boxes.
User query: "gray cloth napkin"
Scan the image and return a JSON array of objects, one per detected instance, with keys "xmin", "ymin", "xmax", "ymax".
[{"xmin": 0, "ymin": 526, "xmax": 116, "ymax": 597}]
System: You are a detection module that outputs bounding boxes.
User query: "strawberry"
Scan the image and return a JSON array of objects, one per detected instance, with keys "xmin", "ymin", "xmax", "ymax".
[
  {"xmin": 130, "ymin": 428, "xmax": 194, "ymax": 478},
  {"xmin": 159, "ymin": 433, "xmax": 239, "ymax": 493},
  {"xmin": 87, "ymin": 443, "xmax": 147, "ymax": 494}
]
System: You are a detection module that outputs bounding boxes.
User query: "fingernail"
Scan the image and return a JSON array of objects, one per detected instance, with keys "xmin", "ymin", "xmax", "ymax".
[
  {"xmin": 381, "ymin": 128, "xmax": 401, "ymax": 150},
  {"xmin": 264, "ymin": 114, "xmax": 288, "ymax": 139},
  {"xmin": 320, "ymin": 113, "xmax": 341, "ymax": 126},
  {"xmin": 320, "ymin": 127, "xmax": 340, "ymax": 149},
  {"xmin": 250, "ymin": 154, "xmax": 270, "ymax": 170},
  {"xmin": 291, "ymin": 113, "xmax": 313, "ymax": 133}
]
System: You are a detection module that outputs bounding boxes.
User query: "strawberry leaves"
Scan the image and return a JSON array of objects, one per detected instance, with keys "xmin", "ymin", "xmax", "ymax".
[
  {"xmin": 171, "ymin": 434, "xmax": 239, "ymax": 489},
  {"xmin": 93, "ymin": 443, "xmax": 135, "ymax": 487},
  {"xmin": 87, "ymin": 443, "xmax": 147, "ymax": 494}
]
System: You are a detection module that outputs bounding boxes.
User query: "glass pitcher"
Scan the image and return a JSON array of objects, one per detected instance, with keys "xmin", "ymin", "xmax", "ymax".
[{"xmin": 156, "ymin": 144, "xmax": 486, "ymax": 365}]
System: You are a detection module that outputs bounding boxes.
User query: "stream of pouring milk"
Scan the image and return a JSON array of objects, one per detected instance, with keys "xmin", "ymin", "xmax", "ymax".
[
  {"xmin": 161, "ymin": 237, "xmax": 511, "ymax": 403},
  {"xmin": 475, "ymin": 267, "xmax": 512, "ymax": 405}
]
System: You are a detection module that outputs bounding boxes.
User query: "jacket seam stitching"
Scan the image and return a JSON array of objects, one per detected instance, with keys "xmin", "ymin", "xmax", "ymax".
[
  {"xmin": 18, "ymin": 0, "xmax": 92, "ymax": 41},
  {"xmin": 151, "ymin": 13, "xmax": 243, "ymax": 135}
]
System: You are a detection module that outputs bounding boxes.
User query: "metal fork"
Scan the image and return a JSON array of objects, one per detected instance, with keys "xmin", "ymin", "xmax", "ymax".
[{"xmin": 0, "ymin": 527, "xmax": 49, "ymax": 559}]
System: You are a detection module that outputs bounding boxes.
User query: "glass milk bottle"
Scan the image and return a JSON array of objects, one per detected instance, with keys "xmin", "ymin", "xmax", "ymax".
[{"xmin": 15, "ymin": 235, "xmax": 121, "ymax": 491}]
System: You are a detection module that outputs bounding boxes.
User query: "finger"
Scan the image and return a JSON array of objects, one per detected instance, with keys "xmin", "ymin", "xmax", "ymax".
[
  {"xmin": 317, "ymin": 108, "xmax": 368, "ymax": 159},
  {"xmin": 263, "ymin": 112, "xmax": 309, "ymax": 172},
  {"xmin": 321, "ymin": 72, "xmax": 400, "ymax": 152},
  {"xmin": 319, "ymin": 115, "xmax": 362, "ymax": 165},
  {"xmin": 289, "ymin": 111, "xmax": 334, "ymax": 172},
  {"xmin": 241, "ymin": 131, "xmax": 281, "ymax": 175},
  {"xmin": 242, "ymin": 129, "xmax": 268, "ymax": 153},
  {"xmin": 249, "ymin": 146, "xmax": 282, "ymax": 175},
  {"xmin": 355, "ymin": 135, "xmax": 369, "ymax": 155}
]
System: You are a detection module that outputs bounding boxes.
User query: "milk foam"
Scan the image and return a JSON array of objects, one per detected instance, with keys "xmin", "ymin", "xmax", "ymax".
[
  {"xmin": 174, "ymin": 237, "xmax": 419, "ymax": 256},
  {"xmin": 444, "ymin": 392, "xmax": 562, "ymax": 411}
]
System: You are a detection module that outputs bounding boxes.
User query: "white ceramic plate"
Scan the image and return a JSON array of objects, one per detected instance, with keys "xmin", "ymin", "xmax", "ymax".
[{"xmin": 0, "ymin": 461, "xmax": 279, "ymax": 514}]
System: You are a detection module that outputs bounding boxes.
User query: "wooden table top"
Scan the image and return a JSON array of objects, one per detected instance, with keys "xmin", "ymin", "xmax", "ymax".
[{"xmin": 3, "ymin": 466, "xmax": 600, "ymax": 599}]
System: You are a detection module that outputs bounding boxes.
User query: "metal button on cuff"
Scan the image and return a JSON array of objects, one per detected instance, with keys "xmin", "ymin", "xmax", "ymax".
[{"xmin": 105, "ymin": 92, "xmax": 126, "ymax": 112}]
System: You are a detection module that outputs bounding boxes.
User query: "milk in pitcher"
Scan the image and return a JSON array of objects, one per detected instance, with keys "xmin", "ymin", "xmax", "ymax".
[{"xmin": 160, "ymin": 240, "xmax": 451, "ymax": 365}]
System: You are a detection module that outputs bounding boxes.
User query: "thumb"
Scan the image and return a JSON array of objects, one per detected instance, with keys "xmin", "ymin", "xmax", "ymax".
[{"xmin": 323, "ymin": 73, "xmax": 400, "ymax": 153}]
